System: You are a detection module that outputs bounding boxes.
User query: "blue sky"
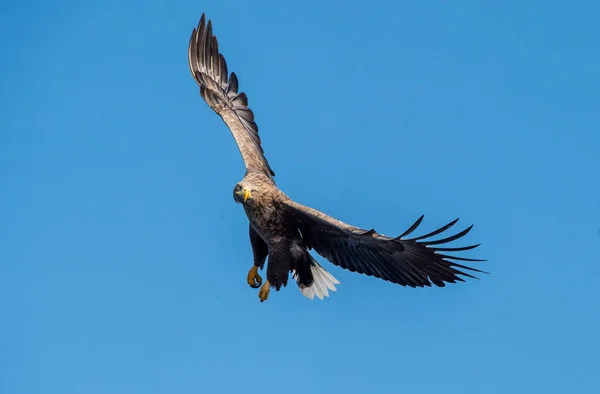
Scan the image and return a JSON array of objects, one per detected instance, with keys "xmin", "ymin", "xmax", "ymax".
[{"xmin": 2, "ymin": 0, "xmax": 599, "ymax": 393}]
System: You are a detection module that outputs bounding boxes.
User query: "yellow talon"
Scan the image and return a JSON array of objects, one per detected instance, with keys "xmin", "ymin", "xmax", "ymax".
[
  {"xmin": 258, "ymin": 281, "xmax": 270, "ymax": 302},
  {"xmin": 247, "ymin": 266, "xmax": 262, "ymax": 288}
]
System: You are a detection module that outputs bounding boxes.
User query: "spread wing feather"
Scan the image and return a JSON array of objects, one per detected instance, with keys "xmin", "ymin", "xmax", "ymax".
[
  {"xmin": 188, "ymin": 14, "xmax": 275, "ymax": 179},
  {"xmin": 283, "ymin": 200, "xmax": 487, "ymax": 287}
]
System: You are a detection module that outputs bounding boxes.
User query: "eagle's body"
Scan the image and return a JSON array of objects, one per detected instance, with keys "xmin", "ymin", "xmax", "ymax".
[
  {"xmin": 235, "ymin": 171, "xmax": 336, "ymax": 300},
  {"xmin": 237, "ymin": 173, "xmax": 297, "ymax": 288},
  {"xmin": 188, "ymin": 14, "xmax": 487, "ymax": 302}
]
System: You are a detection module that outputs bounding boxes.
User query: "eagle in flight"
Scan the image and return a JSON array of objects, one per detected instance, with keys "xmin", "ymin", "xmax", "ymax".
[{"xmin": 188, "ymin": 13, "xmax": 486, "ymax": 302}]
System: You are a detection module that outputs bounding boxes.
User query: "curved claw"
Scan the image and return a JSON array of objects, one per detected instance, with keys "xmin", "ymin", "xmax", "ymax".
[
  {"xmin": 250, "ymin": 278, "xmax": 262, "ymax": 288},
  {"xmin": 247, "ymin": 266, "xmax": 262, "ymax": 288}
]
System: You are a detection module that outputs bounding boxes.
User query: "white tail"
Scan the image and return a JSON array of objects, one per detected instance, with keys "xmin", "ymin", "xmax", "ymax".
[{"xmin": 293, "ymin": 255, "xmax": 340, "ymax": 300}]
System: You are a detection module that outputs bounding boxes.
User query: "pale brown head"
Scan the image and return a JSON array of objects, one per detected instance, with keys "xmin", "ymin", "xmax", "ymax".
[{"xmin": 233, "ymin": 181, "xmax": 258, "ymax": 205}]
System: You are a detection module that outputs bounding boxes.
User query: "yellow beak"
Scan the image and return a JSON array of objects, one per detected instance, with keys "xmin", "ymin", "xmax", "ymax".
[{"xmin": 243, "ymin": 188, "xmax": 251, "ymax": 203}]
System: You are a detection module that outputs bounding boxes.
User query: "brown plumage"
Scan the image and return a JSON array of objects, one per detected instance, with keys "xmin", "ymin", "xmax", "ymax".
[{"xmin": 188, "ymin": 13, "xmax": 487, "ymax": 302}]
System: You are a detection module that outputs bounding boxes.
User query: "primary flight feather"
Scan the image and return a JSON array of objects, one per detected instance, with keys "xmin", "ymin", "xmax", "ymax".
[{"xmin": 188, "ymin": 13, "xmax": 487, "ymax": 302}]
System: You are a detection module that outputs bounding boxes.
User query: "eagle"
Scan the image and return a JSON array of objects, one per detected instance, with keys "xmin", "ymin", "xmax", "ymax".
[{"xmin": 188, "ymin": 13, "xmax": 486, "ymax": 302}]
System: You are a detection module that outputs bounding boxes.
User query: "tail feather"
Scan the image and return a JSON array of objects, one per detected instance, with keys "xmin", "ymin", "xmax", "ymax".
[{"xmin": 293, "ymin": 255, "xmax": 340, "ymax": 300}]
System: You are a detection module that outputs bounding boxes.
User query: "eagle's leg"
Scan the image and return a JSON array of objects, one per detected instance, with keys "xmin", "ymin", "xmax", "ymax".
[
  {"xmin": 258, "ymin": 281, "xmax": 270, "ymax": 302},
  {"xmin": 257, "ymin": 240, "xmax": 291, "ymax": 302},
  {"xmin": 248, "ymin": 225, "xmax": 267, "ymax": 288},
  {"xmin": 247, "ymin": 266, "xmax": 262, "ymax": 288}
]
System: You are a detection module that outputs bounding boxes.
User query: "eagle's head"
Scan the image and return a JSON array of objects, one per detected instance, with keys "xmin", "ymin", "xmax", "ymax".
[{"xmin": 233, "ymin": 181, "xmax": 258, "ymax": 205}]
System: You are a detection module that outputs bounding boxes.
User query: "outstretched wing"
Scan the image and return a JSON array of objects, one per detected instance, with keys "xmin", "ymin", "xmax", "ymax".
[
  {"xmin": 188, "ymin": 14, "xmax": 275, "ymax": 179},
  {"xmin": 283, "ymin": 200, "xmax": 486, "ymax": 287}
]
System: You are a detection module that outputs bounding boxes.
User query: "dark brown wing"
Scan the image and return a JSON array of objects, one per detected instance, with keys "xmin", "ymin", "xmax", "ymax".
[
  {"xmin": 188, "ymin": 14, "xmax": 275, "ymax": 179},
  {"xmin": 283, "ymin": 200, "xmax": 487, "ymax": 287}
]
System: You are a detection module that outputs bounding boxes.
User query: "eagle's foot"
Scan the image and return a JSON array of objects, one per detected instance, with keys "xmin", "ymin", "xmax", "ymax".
[
  {"xmin": 247, "ymin": 266, "xmax": 262, "ymax": 288},
  {"xmin": 258, "ymin": 281, "xmax": 270, "ymax": 302}
]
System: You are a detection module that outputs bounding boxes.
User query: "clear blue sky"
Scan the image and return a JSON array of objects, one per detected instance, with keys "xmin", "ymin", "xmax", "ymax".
[{"xmin": 2, "ymin": 1, "xmax": 599, "ymax": 393}]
